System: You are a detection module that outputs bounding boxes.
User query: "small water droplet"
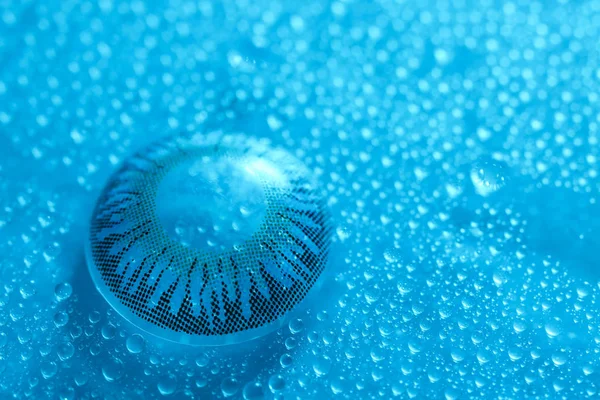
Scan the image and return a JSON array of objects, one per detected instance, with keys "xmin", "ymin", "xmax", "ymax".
[
  {"xmin": 470, "ymin": 157, "xmax": 509, "ymax": 196},
  {"xmin": 383, "ymin": 247, "xmax": 400, "ymax": 263},
  {"xmin": 336, "ymin": 226, "xmax": 351, "ymax": 241}
]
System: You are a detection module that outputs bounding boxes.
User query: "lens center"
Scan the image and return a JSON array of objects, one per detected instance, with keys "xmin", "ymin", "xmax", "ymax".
[{"xmin": 156, "ymin": 154, "xmax": 267, "ymax": 252}]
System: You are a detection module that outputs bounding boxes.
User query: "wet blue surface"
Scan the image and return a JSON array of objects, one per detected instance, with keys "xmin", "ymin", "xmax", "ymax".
[{"xmin": 2, "ymin": 0, "xmax": 600, "ymax": 398}]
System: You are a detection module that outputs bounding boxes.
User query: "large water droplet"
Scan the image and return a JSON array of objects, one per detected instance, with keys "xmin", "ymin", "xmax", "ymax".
[
  {"xmin": 54, "ymin": 282, "xmax": 72, "ymax": 302},
  {"xmin": 545, "ymin": 320, "xmax": 562, "ymax": 338},
  {"xmin": 53, "ymin": 311, "xmax": 69, "ymax": 328},
  {"xmin": 268, "ymin": 374, "xmax": 286, "ymax": 392},
  {"xmin": 221, "ymin": 377, "xmax": 240, "ymax": 397},
  {"xmin": 126, "ymin": 334, "xmax": 145, "ymax": 354},
  {"xmin": 57, "ymin": 342, "xmax": 75, "ymax": 361},
  {"xmin": 40, "ymin": 361, "xmax": 57, "ymax": 379},
  {"xmin": 157, "ymin": 375, "xmax": 177, "ymax": 396},
  {"xmin": 313, "ymin": 355, "xmax": 332, "ymax": 377},
  {"xmin": 288, "ymin": 318, "xmax": 304, "ymax": 334},
  {"xmin": 102, "ymin": 358, "xmax": 124, "ymax": 382},
  {"xmin": 243, "ymin": 381, "xmax": 265, "ymax": 400},
  {"xmin": 195, "ymin": 353, "xmax": 209, "ymax": 367}
]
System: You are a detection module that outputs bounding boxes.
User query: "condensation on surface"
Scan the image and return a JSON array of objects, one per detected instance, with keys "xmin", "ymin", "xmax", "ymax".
[{"xmin": 2, "ymin": 0, "xmax": 600, "ymax": 398}]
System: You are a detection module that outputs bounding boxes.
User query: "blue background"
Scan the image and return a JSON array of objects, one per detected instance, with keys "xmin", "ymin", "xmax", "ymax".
[{"xmin": 1, "ymin": 0, "xmax": 600, "ymax": 398}]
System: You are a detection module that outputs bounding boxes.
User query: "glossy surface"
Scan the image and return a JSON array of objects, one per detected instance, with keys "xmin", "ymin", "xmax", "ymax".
[{"xmin": 2, "ymin": 0, "xmax": 600, "ymax": 398}]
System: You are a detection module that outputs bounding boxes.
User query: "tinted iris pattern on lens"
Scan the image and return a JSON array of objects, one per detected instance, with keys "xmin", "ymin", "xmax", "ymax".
[{"xmin": 87, "ymin": 133, "xmax": 333, "ymax": 345}]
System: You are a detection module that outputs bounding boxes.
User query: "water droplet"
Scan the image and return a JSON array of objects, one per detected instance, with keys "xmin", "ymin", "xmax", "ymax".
[
  {"xmin": 157, "ymin": 375, "xmax": 177, "ymax": 396},
  {"xmin": 284, "ymin": 337, "xmax": 297, "ymax": 350},
  {"xmin": 195, "ymin": 378, "xmax": 208, "ymax": 388},
  {"xmin": 102, "ymin": 358, "xmax": 124, "ymax": 382},
  {"xmin": 383, "ymin": 247, "xmax": 400, "ymax": 263},
  {"xmin": 54, "ymin": 282, "xmax": 72, "ymax": 302},
  {"xmin": 336, "ymin": 226, "xmax": 351, "ymax": 241},
  {"xmin": 74, "ymin": 371, "xmax": 89, "ymax": 387},
  {"xmin": 545, "ymin": 321, "xmax": 562, "ymax": 338},
  {"xmin": 40, "ymin": 361, "xmax": 57, "ymax": 379},
  {"xmin": 513, "ymin": 320, "xmax": 527, "ymax": 333},
  {"xmin": 221, "ymin": 377, "xmax": 240, "ymax": 397},
  {"xmin": 445, "ymin": 387, "xmax": 460, "ymax": 400},
  {"xmin": 101, "ymin": 323, "xmax": 116, "ymax": 340},
  {"xmin": 57, "ymin": 342, "xmax": 75, "ymax": 361},
  {"xmin": 370, "ymin": 348, "xmax": 386, "ymax": 362},
  {"xmin": 317, "ymin": 311, "xmax": 328, "ymax": 322},
  {"xmin": 268, "ymin": 374, "xmax": 286, "ymax": 392},
  {"xmin": 552, "ymin": 353, "xmax": 567, "ymax": 366},
  {"xmin": 53, "ymin": 311, "xmax": 69, "ymax": 328},
  {"xmin": 330, "ymin": 377, "xmax": 345, "ymax": 395},
  {"xmin": 88, "ymin": 311, "xmax": 101, "ymax": 324},
  {"xmin": 243, "ymin": 381, "xmax": 265, "ymax": 400},
  {"xmin": 508, "ymin": 348, "xmax": 522, "ymax": 362},
  {"xmin": 280, "ymin": 353, "xmax": 293, "ymax": 368},
  {"xmin": 58, "ymin": 387, "xmax": 75, "ymax": 400},
  {"xmin": 470, "ymin": 157, "xmax": 509, "ymax": 196},
  {"xmin": 476, "ymin": 349, "xmax": 492, "ymax": 364},
  {"xmin": 313, "ymin": 355, "xmax": 332, "ymax": 377},
  {"xmin": 126, "ymin": 334, "xmax": 145, "ymax": 354},
  {"xmin": 195, "ymin": 353, "xmax": 209, "ymax": 367},
  {"xmin": 19, "ymin": 283, "xmax": 36, "ymax": 299},
  {"xmin": 288, "ymin": 318, "xmax": 304, "ymax": 334}
]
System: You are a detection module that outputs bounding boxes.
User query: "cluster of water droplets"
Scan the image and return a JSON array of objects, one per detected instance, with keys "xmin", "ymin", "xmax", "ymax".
[{"xmin": 2, "ymin": 0, "xmax": 600, "ymax": 398}]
